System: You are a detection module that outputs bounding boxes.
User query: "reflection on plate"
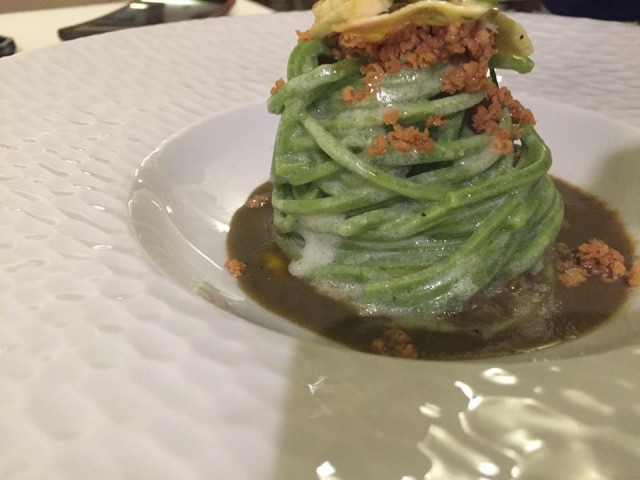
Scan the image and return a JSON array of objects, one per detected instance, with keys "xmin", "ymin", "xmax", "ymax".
[
  {"xmin": 1, "ymin": 11, "xmax": 640, "ymax": 480},
  {"xmin": 130, "ymin": 104, "xmax": 333, "ymax": 344}
]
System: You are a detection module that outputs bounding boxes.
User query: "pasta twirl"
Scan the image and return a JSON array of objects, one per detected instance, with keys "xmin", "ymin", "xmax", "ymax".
[{"xmin": 267, "ymin": 1, "xmax": 563, "ymax": 316}]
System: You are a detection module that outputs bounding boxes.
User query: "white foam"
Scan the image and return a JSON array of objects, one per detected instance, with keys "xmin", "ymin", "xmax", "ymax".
[
  {"xmin": 288, "ymin": 230, "xmax": 339, "ymax": 277},
  {"xmin": 447, "ymin": 261, "xmax": 478, "ymax": 300}
]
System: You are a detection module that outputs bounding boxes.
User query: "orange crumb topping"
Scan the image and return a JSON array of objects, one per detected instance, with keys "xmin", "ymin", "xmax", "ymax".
[
  {"xmin": 627, "ymin": 262, "xmax": 640, "ymax": 287},
  {"xmin": 335, "ymin": 22, "xmax": 495, "ymax": 75},
  {"xmin": 388, "ymin": 124, "xmax": 433, "ymax": 153},
  {"xmin": 382, "ymin": 108, "xmax": 400, "ymax": 125},
  {"xmin": 366, "ymin": 135, "xmax": 388, "ymax": 156},
  {"xmin": 556, "ymin": 240, "xmax": 638, "ymax": 288},
  {"xmin": 270, "ymin": 78, "xmax": 286, "ymax": 96},
  {"xmin": 225, "ymin": 259, "xmax": 246, "ymax": 277},
  {"xmin": 425, "ymin": 115, "xmax": 447, "ymax": 128},
  {"xmin": 511, "ymin": 124, "xmax": 522, "ymax": 139},
  {"xmin": 342, "ymin": 63, "xmax": 385, "ymax": 104},
  {"xmin": 296, "ymin": 29, "xmax": 312, "ymax": 43},
  {"xmin": 490, "ymin": 128, "xmax": 513, "ymax": 155},
  {"xmin": 367, "ymin": 108, "xmax": 435, "ymax": 156},
  {"xmin": 577, "ymin": 239, "xmax": 627, "ymax": 282},
  {"xmin": 471, "ymin": 84, "xmax": 535, "ymax": 154},
  {"xmin": 442, "ymin": 61, "xmax": 492, "ymax": 94},
  {"xmin": 371, "ymin": 327, "xmax": 419, "ymax": 359}
]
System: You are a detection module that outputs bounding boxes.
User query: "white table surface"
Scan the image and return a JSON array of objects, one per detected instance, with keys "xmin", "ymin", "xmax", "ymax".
[{"xmin": 0, "ymin": 1, "xmax": 273, "ymax": 54}]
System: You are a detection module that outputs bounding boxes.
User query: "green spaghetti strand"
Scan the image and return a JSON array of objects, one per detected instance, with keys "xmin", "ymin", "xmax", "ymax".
[{"xmin": 269, "ymin": 36, "xmax": 563, "ymax": 316}]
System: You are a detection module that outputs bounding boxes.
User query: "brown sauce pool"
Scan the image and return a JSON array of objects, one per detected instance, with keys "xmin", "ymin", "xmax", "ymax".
[{"xmin": 227, "ymin": 179, "xmax": 634, "ymax": 360}]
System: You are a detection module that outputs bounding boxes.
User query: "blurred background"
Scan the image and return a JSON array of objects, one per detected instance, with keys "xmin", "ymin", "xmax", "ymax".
[
  {"xmin": 0, "ymin": 0, "xmax": 117, "ymax": 13},
  {"xmin": 0, "ymin": 0, "xmax": 543, "ymax": 14},
  {"xmin": 4, "ymin": 0, "xmax": 638, "ymax": 17},
  {"xmin": 0, "ymin": 0, "xmax": 637, "ymax": 57},
  {"xmin": 253, "ymin": 0, "xmax": 544, "ymax": 12}
]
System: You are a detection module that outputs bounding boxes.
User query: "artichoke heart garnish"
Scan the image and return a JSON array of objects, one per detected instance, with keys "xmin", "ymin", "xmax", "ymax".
[{"xmin": 306, "ymin": 0, "xmax": 533, "ymax": 58}]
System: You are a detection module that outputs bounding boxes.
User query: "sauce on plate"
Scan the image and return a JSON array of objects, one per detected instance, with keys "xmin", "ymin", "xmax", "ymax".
[{"xmin": 227, "ymin": 179, "xmax": 634, "ymax": 359}]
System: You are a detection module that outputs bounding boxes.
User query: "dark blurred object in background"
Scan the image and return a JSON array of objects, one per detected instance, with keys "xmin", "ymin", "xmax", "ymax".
[
  {"xmin": 255, "ymin": 0, "xmax": 639, "ymax": 20},
  {"xmin": 0, "ymin": 35, "xmax": 17, "ymax": 57},
  {"xmin": 256, "ymin": 0, "xmax": 313, "ymax": 10},
  {"xmin": 543, "ymin": 0, "xmax": 640, "ymax": 21},
  {"xmin": 503, "ymin": 0, "xmax": 543, "ymax": 11},
  {"xmin": 259, "ymin": 0, "xmax": 545, "ymax": 12},
  {"xmin": 59, "ymin": 0, "xmax": 234, "ymax": 40}
]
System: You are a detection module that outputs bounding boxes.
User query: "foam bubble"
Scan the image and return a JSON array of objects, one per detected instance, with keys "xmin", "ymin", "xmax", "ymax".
[{"xmin": 288, "ymin": 231, "xmax": 339, "ymax": 277}]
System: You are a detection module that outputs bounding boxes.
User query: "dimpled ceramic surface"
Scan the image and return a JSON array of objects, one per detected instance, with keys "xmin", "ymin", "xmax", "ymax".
[{"xmin": 0, "ymin": 12, "xmax": 639, "ymax": 480}]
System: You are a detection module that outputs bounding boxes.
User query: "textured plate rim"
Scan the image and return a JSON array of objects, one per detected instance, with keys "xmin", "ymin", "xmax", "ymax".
[{"xmin": 1, "ymin": 11, "xmax": 639, "ymax": 479}]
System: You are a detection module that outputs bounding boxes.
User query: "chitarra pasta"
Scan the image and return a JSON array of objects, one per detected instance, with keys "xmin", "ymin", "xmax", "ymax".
[
  {"xmin": 266, "ymin": 0, "xmax": 563, "ymax": 316},
  {"xmin": 227, "ymin": 0, "xmax": 639, "ymax": 358}
]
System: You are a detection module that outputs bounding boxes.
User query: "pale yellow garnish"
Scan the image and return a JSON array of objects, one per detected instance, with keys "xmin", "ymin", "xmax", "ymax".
[
  {"xmin": 307, "ymin": 0, "xmax": 494, "ymax": 41},
  {"xmin": 492, "ymin": 10, "xmax": 533, "ymax": 57},
  {"xmin": 334, "ymin": 0, "xmax": 492, "ymax": 41},
  {"xmin": 308, "ymin": 0, "xmax": 394, "ymax": 39},
  {"xmin": 305, "ymin": 0, "xmax": 534, "ymax": 59}
]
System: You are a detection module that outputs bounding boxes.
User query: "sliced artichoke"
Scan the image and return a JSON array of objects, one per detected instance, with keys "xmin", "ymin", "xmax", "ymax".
[
  {"xmin": 334, "ymin": 0, "xmax": 493, "ymax": 41},
  {"xmin": 491, "ymin": 10, "xmax": 533, "ymax": 57},
  {"xmin": 308, "ymin": 0, "xmax": 394, "ymax": 39},
  {"xmin": 307, "ymin": 0, "xmax": 494, "ymax": 41},
  {"xmin": 305, "ymin": 0, "xmax": 534, "ymax": 64}
]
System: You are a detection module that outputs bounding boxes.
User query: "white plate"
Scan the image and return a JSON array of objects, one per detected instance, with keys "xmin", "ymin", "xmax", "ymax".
[{"xmin": 1, "ymin": 12, "xmax": 639, "ymax": 480}]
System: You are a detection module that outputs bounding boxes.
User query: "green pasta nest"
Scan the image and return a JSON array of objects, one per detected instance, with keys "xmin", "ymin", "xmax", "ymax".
[{"xmin": 267, "ymin": 39, "xmax": 563, "ymax": 316}]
